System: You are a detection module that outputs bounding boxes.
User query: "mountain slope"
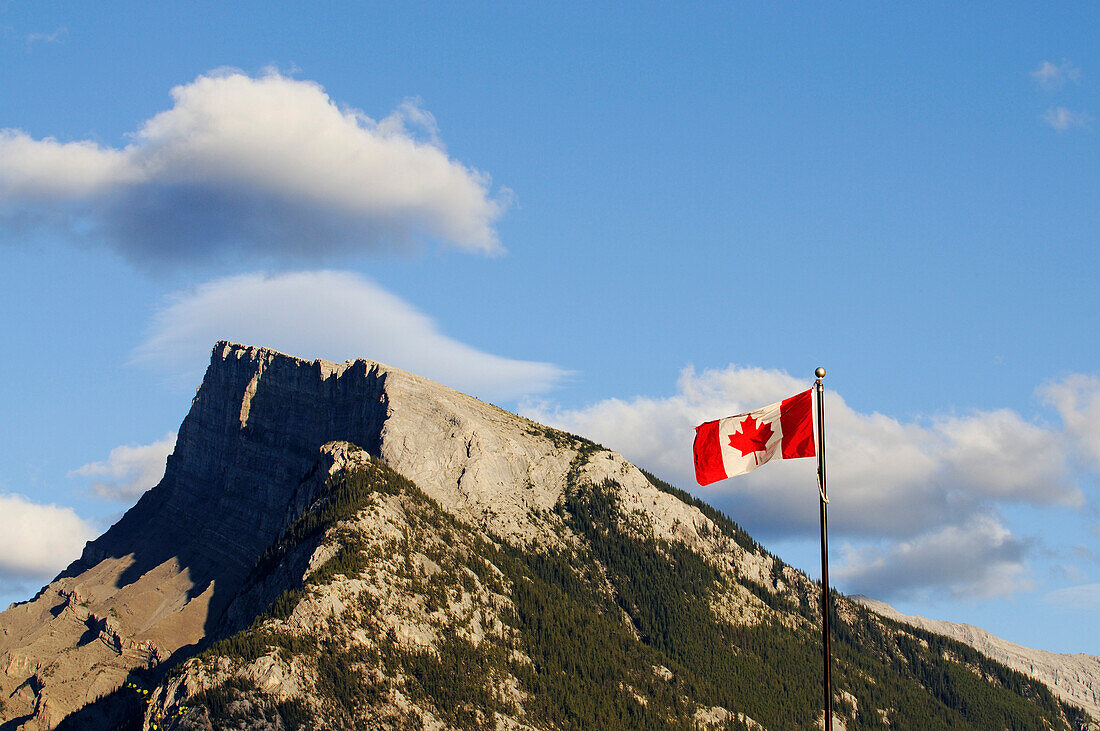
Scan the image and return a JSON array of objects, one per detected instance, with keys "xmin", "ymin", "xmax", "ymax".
[
  {"xmin": 854, "ymin": 595, "xmax": 1100, "ymax": 722},
  {"xmin": 145, "ymin": 444, "xmax": 1087, "ymax": 730},
  {"xmin": 0, "ymin": 342, "xmax": 1092, "ymax": 730}
]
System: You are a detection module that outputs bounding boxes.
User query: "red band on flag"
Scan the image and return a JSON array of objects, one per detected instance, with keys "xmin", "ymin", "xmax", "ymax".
[
  {"xmin": 693, "ymin": 420, "xmax": 726, "ymax": 486},
  {"xmin": 780, "ymin": 389, "xmax": 815, "ymax": 459}
]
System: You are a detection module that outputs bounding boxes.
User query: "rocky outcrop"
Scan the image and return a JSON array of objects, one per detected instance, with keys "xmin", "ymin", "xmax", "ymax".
[{"xmin": 854, "ymin": 595, "xmax": 1100, "ymax": 722}]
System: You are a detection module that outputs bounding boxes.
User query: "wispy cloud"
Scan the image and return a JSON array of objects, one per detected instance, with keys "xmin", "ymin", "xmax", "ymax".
[
  {"xmin": 69, "ymin": 433, "xmax": 176, "ymax": 501},
  {"xmin": 524, "ymin": 365, "xmax": 1093, "ymax": 600},
  {"xmin": 1044, "ymin": 582, "xmax": 1100, "ymax": 610},
  {"xmin": 25, "ymin": 27, "xmax": 67, "ymax": 49},
  {"xmin": 1042, "ymin": 106, "xmax": 1092, "ymax": 132},
  {"xmin": 1031, "ymin": 59, "xmax": 1082, "ymax": 90},
  {"xmin": 134, "ymin": 270, "xmax": 567, "ymax": 401},
  {"xmin": 0, "ymin": 69, "xmax": 509, "ymax": 267}
]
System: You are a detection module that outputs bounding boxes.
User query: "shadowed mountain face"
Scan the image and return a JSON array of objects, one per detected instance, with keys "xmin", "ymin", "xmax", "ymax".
[
  {"xmin": 0, "ymin": 343, "xmax": 1095, "ymax": 731},
  {"xmin": 59, "ymin": 343, "xmax": 390, "ymax": 626}
]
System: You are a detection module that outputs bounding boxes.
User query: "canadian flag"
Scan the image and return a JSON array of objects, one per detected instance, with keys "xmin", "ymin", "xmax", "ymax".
[{"xmin": 693, "ymin": 389, "xmax": 816, "ymax": 486}]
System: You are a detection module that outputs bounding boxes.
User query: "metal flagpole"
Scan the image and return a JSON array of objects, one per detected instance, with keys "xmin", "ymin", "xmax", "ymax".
[{"xmin": 815, "ymin": 366, "xmax": 833, "ymax": 731}]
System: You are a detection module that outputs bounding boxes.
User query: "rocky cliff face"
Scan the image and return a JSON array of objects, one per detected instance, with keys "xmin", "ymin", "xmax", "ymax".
[{"xmin": 0, "ymin": 343, "xmax": 1092, "ymax": 730}]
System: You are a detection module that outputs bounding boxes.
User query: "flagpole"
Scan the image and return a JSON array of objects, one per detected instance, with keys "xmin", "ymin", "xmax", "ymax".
[{"xmin": 815, "ymin": 366, "xmax": 833, "ymax": 731}]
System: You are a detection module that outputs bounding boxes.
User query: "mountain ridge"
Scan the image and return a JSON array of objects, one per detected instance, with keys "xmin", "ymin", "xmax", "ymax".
[
  {"xmin": 853, "ymin": 595, "xmax": 1100, "ymax": 721},
  {"xmin": 0, "ymin": 342, "xmax": 1092, "ymax": 730}
]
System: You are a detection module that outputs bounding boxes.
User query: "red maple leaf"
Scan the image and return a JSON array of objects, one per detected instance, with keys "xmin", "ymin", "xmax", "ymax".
[{"xmin": 728, "ymin": 414, "xmax": 774, "ymax": 457}]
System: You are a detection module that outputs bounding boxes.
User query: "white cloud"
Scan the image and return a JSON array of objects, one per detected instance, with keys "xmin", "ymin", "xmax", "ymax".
[
  {"xmin": 1031, "ymin": 59, "xmax": 1081, "ymax": 90},
  {"xmin": 0, "ymin": 131, "xmax": 137, "ymax": 197},
  {"xmin": 133, "ymin": 270, "xmax": 567, "ymax": 401},
  {"xmin": 935, "ymin": 409, "xmax": 1075, "ymax": 504},
  {"xmin": 0, "ymin": 69, "xmax": 507, "ymax": 265},
  {"xmin": 69, "ymin": 433, "xmax": 176, "ymax": 501},
  {"xmin": 0, "ymin": 493, "xmax": 97, "ymax": 580},
  {"xmin": 834, "ymin": 516, "xmax": 1031, "ymax": 600},
  {"xmin": 1042, "ymin": 107, "xmax": 1092, "ymax": 131},
  {"xmin": 1041, "ymin": 374, "xmax": 1100, "ymax": 472},
  {"xmin": 525, "ymin": 365, "xmax": 1080, "ymax": 540},
  {"xmin": 523, "ymin": 364, "xmax": 1088, "ymax": 599}
]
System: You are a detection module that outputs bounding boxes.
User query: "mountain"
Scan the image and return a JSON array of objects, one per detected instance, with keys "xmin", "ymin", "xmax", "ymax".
[
  {"xmin": 0, "ymin": 342, "xmax": 1094, "ymax": 730},
  {"xmin": 853, "ymin": 595, "xmax": 1100, "ymax": 722}
]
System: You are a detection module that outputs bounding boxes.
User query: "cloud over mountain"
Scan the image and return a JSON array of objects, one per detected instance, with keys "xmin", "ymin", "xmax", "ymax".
[
  {"xmin": 70, "ymin": 433, "xmax": 176, "ymax": 501},
  {"xmin": 1045, "ymin": 582, "xmax": 1100, "ymax": 610},
  {"xmin": 524, "ymin": 365, "xmax": 1089, "ymax": 599},
  {"xmin": 0, "ymin": 70, "xmax": 508, "ymax": 266},
  {"xmin": 835, "ymin": 516, "xmax": 1032, "ymax": 599},
  {"xmin": 133, "ymin": 270, "xmax": 566, "ymax": 402}
]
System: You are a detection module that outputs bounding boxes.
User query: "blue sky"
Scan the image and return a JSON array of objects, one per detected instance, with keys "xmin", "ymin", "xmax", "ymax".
[{"xmin": 1, "ymin": 2, "xmax": 1098, "ymax": 654}]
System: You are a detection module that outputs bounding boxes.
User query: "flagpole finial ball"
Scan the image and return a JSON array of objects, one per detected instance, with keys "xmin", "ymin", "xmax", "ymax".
[{"xmin": 815, "ymin": 367, "xmax": 826, "ymax": 379}]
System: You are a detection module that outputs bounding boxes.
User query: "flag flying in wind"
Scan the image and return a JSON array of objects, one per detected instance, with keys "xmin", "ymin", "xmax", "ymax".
[{"xmin": 693, "ymin": 389, "xmax": 815, "ymax": 486}]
